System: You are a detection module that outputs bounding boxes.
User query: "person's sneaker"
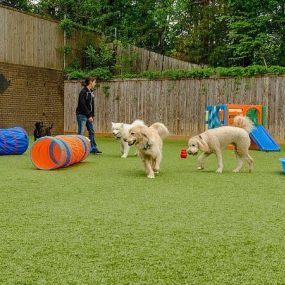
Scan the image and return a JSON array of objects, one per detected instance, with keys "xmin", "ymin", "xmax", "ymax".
[{"xmin": 94, "ymin": 150, "xmax": 102, "ymax": 155}]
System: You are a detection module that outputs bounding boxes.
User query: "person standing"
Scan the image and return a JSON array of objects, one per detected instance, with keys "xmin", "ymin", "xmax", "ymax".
[{"xmin": 76, "ymin": 77, "xmax": 102, "ymax": 155}]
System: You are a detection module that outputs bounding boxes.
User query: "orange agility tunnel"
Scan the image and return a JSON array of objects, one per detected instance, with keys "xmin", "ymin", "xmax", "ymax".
[{"xmin": 30, "ymin": 135, "xmax": 90, "ymax": 170}]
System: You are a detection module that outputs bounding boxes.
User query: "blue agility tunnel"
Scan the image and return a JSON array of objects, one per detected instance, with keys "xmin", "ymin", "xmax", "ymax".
[{"xmin": 0, "ymin": 127, "xmax": 29, "ymax": 155}]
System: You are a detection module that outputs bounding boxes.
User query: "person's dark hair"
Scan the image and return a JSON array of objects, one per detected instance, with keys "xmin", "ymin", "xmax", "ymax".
[{"xmin": 81, "ymin": 77, "xmax": 96, "ymax": 87}]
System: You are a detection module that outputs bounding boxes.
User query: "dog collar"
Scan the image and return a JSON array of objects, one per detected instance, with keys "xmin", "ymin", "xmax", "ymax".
[{"xmin": 143, "ymin": 142, "xmax": 152, "ymax": 150}]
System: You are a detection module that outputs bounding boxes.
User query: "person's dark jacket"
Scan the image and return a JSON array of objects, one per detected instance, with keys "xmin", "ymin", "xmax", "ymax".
[{"xmin": 76, "ymin": 87, "xmax": 94, "ymax": 118}]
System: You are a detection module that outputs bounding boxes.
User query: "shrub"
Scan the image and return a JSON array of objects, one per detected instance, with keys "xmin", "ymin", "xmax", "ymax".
[{"xmin": 65, "ymin": 65, "xmax": 285, "ymax": 81}]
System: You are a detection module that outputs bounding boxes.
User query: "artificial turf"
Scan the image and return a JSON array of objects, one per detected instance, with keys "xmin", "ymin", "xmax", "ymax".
[{"xmin": 0, "ymin": 138, "xmax": 285, "ymax": 284}]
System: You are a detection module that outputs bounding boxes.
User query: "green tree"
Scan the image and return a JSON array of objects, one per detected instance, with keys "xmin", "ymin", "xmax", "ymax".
[
  {"xmin": 170, "ymin": 0, "xmax": 229, "ymax": 66},
  {"xmin": 0, "ymin": 0, "xmax": 32, "ymax": 11},
  {"xmin": 226, "ymin": 0, "xmax": 284, "ymax": 66},
  {"xmin": 35, "ymin": 0, "xmax": 176, "ymax": 54},
  {"xmin": 27, "ymin": 0, "xmax": 285, "ymax": 67}
]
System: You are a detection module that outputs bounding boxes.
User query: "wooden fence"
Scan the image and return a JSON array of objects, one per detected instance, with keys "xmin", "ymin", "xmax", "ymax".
[
  {"xmin": 0, "ymin": 4, "xmax": 64, "ymax": 70},
  {"xmin": 64, "ymin": 76, "xmax": 285, "ymax": 141},
  {"xmin": 0, "ymin": 4, "xmax": 200, "ymax": 72},
  {"xmin": 114, "ymin": 45, "xmax": 201, "ymax": 74},
  {"xmin": 0, "ymin": 4, "xmax": 100, "ymax": 70}
]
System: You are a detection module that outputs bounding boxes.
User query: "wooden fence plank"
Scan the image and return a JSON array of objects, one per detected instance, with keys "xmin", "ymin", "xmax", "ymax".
[{"xmin": 64, "ymin": 77, "xmax": 285, "ymax": 140}]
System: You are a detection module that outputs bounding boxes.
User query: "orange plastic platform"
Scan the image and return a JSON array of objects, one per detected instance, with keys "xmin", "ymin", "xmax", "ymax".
[{"xmin": 227, "ymin": 104, "xmax": 263, "ymax": 125}]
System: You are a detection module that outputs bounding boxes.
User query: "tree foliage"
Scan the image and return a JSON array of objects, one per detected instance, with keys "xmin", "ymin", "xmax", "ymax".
[
  {"xmin": 0, "ymin": 0, "xmax": 33, "ymax": 11},
  {"xmin": 2, "ymin": 0, "xmax": 284, "ymax": 67}
]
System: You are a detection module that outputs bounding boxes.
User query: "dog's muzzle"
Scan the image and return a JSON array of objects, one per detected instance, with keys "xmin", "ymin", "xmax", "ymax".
[
  {"xmin": 127, "ymin": 140, "xmax": 136, "ymax": 146},
  {"xmin": 188, "ymin": 151, "xmax": 198, "ymax": 156}
]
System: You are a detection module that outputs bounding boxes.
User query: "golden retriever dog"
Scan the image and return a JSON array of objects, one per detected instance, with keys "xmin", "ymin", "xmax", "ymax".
[
  {"xmin": 187, "ymin": 116, "xmax": 254, "ymax": 173},
  {"xmin": 124, "ymin": 123, "xmax": 169, "ymax": 178}
]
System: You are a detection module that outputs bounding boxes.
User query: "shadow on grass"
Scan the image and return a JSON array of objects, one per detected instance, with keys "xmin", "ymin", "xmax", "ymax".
[
  {"xmin": 27, "ymin": 161, "xmax": 94, "ymax": 171},
  {"xmin": 179, "ymin": 169, "xmax": 254, "ymax": 176},
  {"xmin": 95, "ymin": 154, "xmax": 138, "ymax": 159},
  {"xmin": 118, "ymin": 168, "xmax": 178, "ymax": 180}
]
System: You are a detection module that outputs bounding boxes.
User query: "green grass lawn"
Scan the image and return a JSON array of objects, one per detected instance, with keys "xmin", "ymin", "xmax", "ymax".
[{"xmin": 1, "ymin": 138, "xmax": 285, "ymax": 284}]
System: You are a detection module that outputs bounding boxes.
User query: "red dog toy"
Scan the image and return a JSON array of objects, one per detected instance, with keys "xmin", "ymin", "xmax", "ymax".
[{"xmin": 180, "ymin": 149, "xmax": 188, "ymax": 158}]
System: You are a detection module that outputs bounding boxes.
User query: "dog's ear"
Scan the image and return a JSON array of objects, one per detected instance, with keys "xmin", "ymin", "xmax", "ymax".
[
  {"xmin": 197, "ymin": 135, "xmax": 210, "ymax": 152},
  {"xmin": 141, "ymin": 132, "xmax": 148, "ymax": 138},
  {"xmin": 141, "ymin": 131, "xmax": 152, "ymax": 143}
]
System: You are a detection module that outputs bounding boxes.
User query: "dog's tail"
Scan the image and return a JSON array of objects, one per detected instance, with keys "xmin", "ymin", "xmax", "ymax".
[
  {"xmin": 150, "ymin": 123, "xmax": 169, "ymax": 139},
  {"xmin": 233, "ymin": 116, "xmax": 254, "ymax": 133},
  {"xmin": 132, "ymin": 119, "xmax": 145, "ymax": 126}
]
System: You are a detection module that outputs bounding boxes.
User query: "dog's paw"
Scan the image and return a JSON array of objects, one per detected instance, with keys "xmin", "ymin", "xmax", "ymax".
[
  {"xmin": 232, "ymin": 169, "xmax": 240, "ymax": 173},
  {"xmin": 197, "ymin": 166, "xmax": 204, "ymax": 170},
  {"xmin": 147, "ymin": 174, "xmax": 155, "ymax": 179},
  {"xmin": 121, "ymin": 154, "xmax": 128, "ymax": 158},
  {"xmin": 216, "ymin": 168, "xmax": 223, "ymax": 173},
  {"xmin": 154, "ymin": 169, "xmax": 159, "ymax": 174}
]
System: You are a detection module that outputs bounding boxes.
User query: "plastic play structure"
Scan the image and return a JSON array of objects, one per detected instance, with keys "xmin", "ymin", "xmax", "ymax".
[
  {"xmin": 279, "ymin": 158, "xmax": 285, "ymax": 174},
  {"xmin": 30, "ymin": 135, "xmax": 90, "ymax": 170},
  {"xmin": 0, "ymin": 127, "xmax": 29, "ymax": 155},
  {"xmin": 206, "ymin": 104, "xmax": 280, "ymax": 151}
]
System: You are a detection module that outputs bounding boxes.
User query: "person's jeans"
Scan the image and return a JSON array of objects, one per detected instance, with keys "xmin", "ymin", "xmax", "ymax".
[{"xmin": 76, "ymin": 114, "xmax": 98, "ymax": 153}]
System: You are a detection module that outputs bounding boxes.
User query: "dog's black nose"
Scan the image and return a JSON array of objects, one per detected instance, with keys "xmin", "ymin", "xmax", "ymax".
[{"xmin": 123, "ymin": 138, "xmax": 127, "ymax": 142}]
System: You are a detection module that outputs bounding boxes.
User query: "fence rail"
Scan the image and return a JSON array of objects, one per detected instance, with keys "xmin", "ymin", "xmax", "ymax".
[{"xmin": 64, "ymin": 76, "xmax": 285, "ymax": 141}]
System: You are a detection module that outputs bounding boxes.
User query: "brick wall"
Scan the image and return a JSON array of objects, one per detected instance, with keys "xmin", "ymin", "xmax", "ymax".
[{"xmin": 0, "ymin": 62, "xmax": 64, "ymax": 135}]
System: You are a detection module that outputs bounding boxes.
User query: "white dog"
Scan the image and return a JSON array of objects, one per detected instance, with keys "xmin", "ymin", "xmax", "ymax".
[
  {"xmin": 111, "ymin": 120, "xmax": 145, "ymax": 158},
  {"xmin": 124, "ymin": 123, "xmax": 169, "ymax": 178},
  {"xmin": 187, "ymin": 116, "xmax": 254, "ymax": 173}
]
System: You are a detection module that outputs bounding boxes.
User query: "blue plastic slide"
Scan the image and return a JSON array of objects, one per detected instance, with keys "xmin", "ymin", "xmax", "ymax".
[{"xmin": 250, "ymin": 125, "xmax": 280, "ymax": 151}]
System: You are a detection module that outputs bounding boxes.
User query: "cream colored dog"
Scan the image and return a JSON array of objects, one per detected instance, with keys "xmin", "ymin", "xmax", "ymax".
[
  {"xmin": 111, "ymin": 120, "xmax": 145, "ymax": 158},
  {"xmin": 187, "ymin": 116, "xmax": 254, "ymax": 173},
  {"xmin": 124, "ymin": 123, "xmax": 169, "ymax": 178}
]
